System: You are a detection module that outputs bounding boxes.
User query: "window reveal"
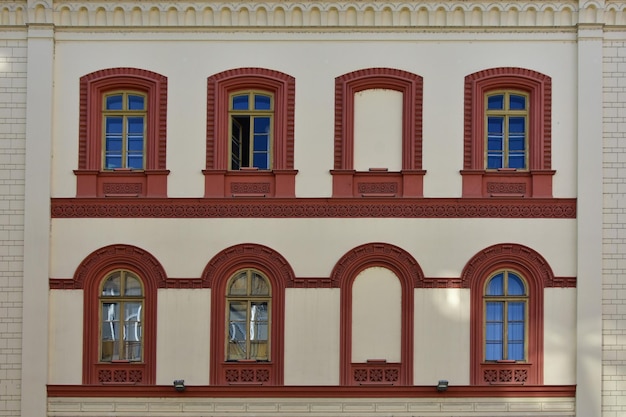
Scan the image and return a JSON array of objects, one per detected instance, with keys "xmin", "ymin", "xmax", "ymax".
[
  {"xmin": 226, "ymin": 269, "xmax": 271, "ymax": 361},
  {"xmin": 103, "ymin": 92, "xmax": 146, "ymax": 170},
  {"xmin": 229, "ymin": 92, "xmax": 273, "ymax": 170},
  {"xmin": 100, "ymin": 270, "xmax": 144, "ymax": 363}
]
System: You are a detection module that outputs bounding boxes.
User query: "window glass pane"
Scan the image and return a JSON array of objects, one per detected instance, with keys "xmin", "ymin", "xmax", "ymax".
[
  {"xmin": 251, "ymin": 273, "xmax": 270, "ymax": 295},
  {"xmin": 128, "ymin": 95, "xmax": 145, "ymax": 110},
  {"xmin": 487, "ymin": 94, "xmax": 504, "ymax": 110},
  {"xmin": 124, "ymin": 274, "xmax": 143, "ymax": 296},
  {"xmin": 101, "ymin": 302, "xmax": 120, "ymax": 361},
  {"xmin": 254, "ymin": 117, "xmax": 270, "ymax": 136},
  {"xmin": 254, "ymin": 94, "xmax": 271, "ymax": 110},
  {"xmin": 228, "ymin": 301, "xmax": 248, "ymax": 360},
  {"xmin": 508, "ymin": 342, "xmax": 524, "ymax": 360},
  {"xmin": 250, "ymin": 302, "xmax": 268, "ymax": 341},
  {"xmin": 105, "ymin": 116, "xmax": 123, "ymax": 135},
  {"xmin": 486, "ymin": 273, "xmax": 504, "ymax": 295},
  {"xmin": 485, "ymin": 342, "xmax": 503, "ymax": 361},
  {"xmin": 106, "ymin": 94, "xmax": 123, "ymax": 110},
  {"xmin": 509, "ymin": 94, "xmax": 526, "ymax": 110},
  {"xmin": 487, "ymin": 117, "xmax": 503, "ymax": 137},
  {"xmin": 487, "ymin": 154, "xmax": 503, "ymax": 170},
  {"xmin": 253, "ymin": 152, "xmax": 269, "ymax": 170},
  {"xmin": 508, "ymin": 301, "xmax": 525, "ymax": 321},
  {"xmin": 102, "ymin": 274, "xmax": 121, "ymax": 296},
  {"xmin": 127, "ymin": 117, "xmax": 144, "ymax": 135},
  {"xmin": 507, "ymin": 273, "xmax": 525, "ymax": 295},
  {"xmin": 509, "ymin": 117, "xmax": 525, "ymax": 135},
  {"xmin": 228, "ymin": 272, "xmax": 248, "ymax": 295},
  {"xmin": 124, "ymin": 302, "xmax": 142, "ymax": 341},
  {"xmin": 232, "ymin": 95, "xmax": 249, "ymax": 110},
  {"xmin": 508, "ymin": 154, "xmax": 526, "ymax": 169},
  {"xmin": 486, "ymin": 301, "xmax": 503, "ymax": 320}
]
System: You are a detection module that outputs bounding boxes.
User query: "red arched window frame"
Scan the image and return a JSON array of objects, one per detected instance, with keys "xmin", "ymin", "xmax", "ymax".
[
  {"xmin": 75, "ymin": 68, "xmax": 169, "ymax": 198},
  {"xmin": 462, "ymin": 243, "xmax": 552, "ymax": 385},
  {"xmin": 332, "ymin": 68, "xmax": 424, "ymax": 198},
  {"xmin": 331, "ymin": 243, "xmax": 422, "ymax": 385},
  {"xmin": 75, "ymin": 244, "xmax": 166, "ymax": 385},
  {"xmin": 205, "ymin": 68, "xmax": 297, "ymax": 198},
  {"xmin": 462, "ymin": 67, "xmax": 553, "ymax": 198},
  {"xmin": 203, "ymin": 244, "xmax": 295, "ymax": 385}
]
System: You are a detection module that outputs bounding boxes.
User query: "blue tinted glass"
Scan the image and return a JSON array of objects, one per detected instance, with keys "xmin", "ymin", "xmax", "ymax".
[
  {"xmin": 105, "ymin": 156, "xmax": 122, "ymax": 169},
  {"xmin": 127, "ymin": 117, "xmax": 144, "ymax": 134},
  {"xmin": 486, "ymin": 342, "xmax": 503, "ymax": 361},
  {"xmin": 127, "ymin": 155, "xmax": 143, "ymax": 170},
  {"xmin": 487, "ymin": 274, "xmax": 504, "ymax": 295},
  {"xmin": 106, "ymin": 95, "xmax": 123, "ymax": 110},
  {"xmin": 509, "ymin": 94, "xmax": 526, "ymax": 110},
  {"xmin": 509, "ymin": 117, "xmax": 525, "ymax": 134},
  {"xmin": 488, "ymin": 94, "xmax": 504, "ymax": 110},
  {"xmin": 254, "ymin": 94, "xmax": 271, "ymax": 110},
  {"xmin": 254, "ymin": 117, "xmax": 270, "ymax": 135},
  {"xmin": 508, "ymin": 302, "xmax": 525, "ymax": 321},
  {"xmin": 508, "ymin": 154, "xmax": 526, "ymax": 169},
  {"xmin": 508, "ymin": 135, "xmax": 525, "ymax": 151},
  {"xmin": 232, "ymin": 95, "xmax": 249, "ymax": 110},
  {"xmin": 486, "ymin": 302, "xmax": 503, "ymax": 320},
  {"xmin": 254, "ymin": 135, "xmax": 269, "ymax": 152},
  {"xmin": 507, "ymin": 273, "xmax": 525, "ymax": 295},
  {"xmin": 127, "ymin": 136, "xmax": 143, "ymax": 152},
  {"xmin": 488, "ymin": 117, "xmax": 503, "ymax": 135},
  {"xmin": 128, "ymin": 95, "xmax": 145, "ymax": 110},
  {"xmin": 105, "ymin": 117, "xmax": 123, "ymax": 134},
  {"xmin": 253, "ymin": 153, "xmax": 269, "ymax": 169},
  {"xmin": 508, "ymin": 342, "xmax": 524, "ymax": 360},
  {"xmin": 488, "ymin": 135, "xmax": 503, "ymax": 152},
  {"xmin": 105, "ymin": 136, "xmax": 122, "ymax": 152},
  {"xmin": 487, "ymin": 154, "xmax": 503, "ymax": 169}
]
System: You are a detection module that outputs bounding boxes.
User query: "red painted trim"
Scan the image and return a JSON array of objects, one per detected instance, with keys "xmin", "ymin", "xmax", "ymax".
[
  {"xmin": 47, "ymin": 384, "xmax": 576, "ymax": 398},
  {"xmin": 77, "ymin": 244, "xmax": 165, "ymax": 385},
  {"xmin": 462, "ymin": 243, "xmax": 550, "ymax": 385},
  {"xmin": 50, "ymin": 275, "xmax": 576, "ymax": 290},
  {"xmin": 51, "ymin": 197, "xmax": 577, "ymax": 219},
  {"xmin": 76, "ymin": 68, "xmax": 168, "ymax": 198},
  {"xmin": 202, "ymin": 244, "xmax": 296, "ymax": 385},
  {"xmin": 462, "ymin": 67, "xmax": 552, "ymax": 198},
  {"xmin": 332, "ymin": 243, "xmax": 422, "ymax": 385},
  {"xmin": 333, "ymin": 68, "xmax": 424, "ymax": 197},
  {"xmin": 205, "ymin": 68, "xmax": 296, "ymax": 197}
]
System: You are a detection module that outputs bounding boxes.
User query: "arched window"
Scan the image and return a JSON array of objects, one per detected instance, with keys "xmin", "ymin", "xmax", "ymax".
[
  {"xmin": 99, "ymin": 270, "xmax": 144, "ymax": 363},
  {"xmin": 226, "ymin": 269, "xmax": 272, "ymax": 361},
  {"xmin": 483, "ymin": 270, "xmax": 528, "ymax": 362}
]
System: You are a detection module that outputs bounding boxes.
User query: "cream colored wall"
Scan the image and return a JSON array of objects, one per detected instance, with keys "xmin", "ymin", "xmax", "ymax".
[
  {"xmin": 156, "ymin": 289, "xmax": 211, "ymax": 386},
  {"xmin": 544, "ymin": 288, "xmax": 576, "ymax": 385},
  {"xmin": 413, "ymin": 288, "xmax": 470, "ymax": 385},
  {"xmin": 354, "ymin": 89, "xmax": 403, "ymax": 171},
  {"xmin": 48, "ymin": 290, "xmax": 83, "ymax": 385},
  {"xmin": 50, "ymin": 34, "xmax": 577, "ymax": 199},
  {"xmin": 284, "ymin": 288, "xmax": 340, "ymax": 385},
  {"xmin": 351, "ymin": 267, "xmax": 402, "ymax": 362},
  {"xmin": 50, "ymin": 218, "xmax": 576, "ymax": 280}
]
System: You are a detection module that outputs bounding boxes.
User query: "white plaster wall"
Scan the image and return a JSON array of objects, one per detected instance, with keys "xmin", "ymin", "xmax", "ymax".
[
  {"xmin": 156, "ymin": 289, "xmax": 211, "ymax": 385},
  {"xmin": 351, "ymin": 267, "xmax": 401, "ymax": 362},
  {"xmin": 50, "ymin": 34, "xmax": 577, "ymax": 199},
  {"xmin": 354, "ymin": 89, "xmax": 403, "ymax": 171},
  {"xmin": 48, "ymin": 290, "xmax": 83, "ymax": 385},
  {"xmin": 544, "ymin": 288, "xmax": 577, "ymax": 385},
  {"xmin": 50, "ymin": 218, "xmax": 576, "ymax": 280},
  {"xmin": 284, "ymin": 288, "xmax": 340, "ymax": 385},
  {"xmin": 413, "ymin": 288, "xmax": 470, "ymax": 385}
]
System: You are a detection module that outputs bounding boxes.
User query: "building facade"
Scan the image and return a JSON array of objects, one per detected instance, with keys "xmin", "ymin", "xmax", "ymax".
[{"xmin": 0, "ymin": 0, "xmax": 621, "ymax": 416}]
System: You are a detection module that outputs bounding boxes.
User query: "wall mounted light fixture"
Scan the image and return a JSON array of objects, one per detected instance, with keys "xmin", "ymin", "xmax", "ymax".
[
  {"xmin": 173, "ymin": 379, "xmax": 186, "ymax": 392},
  {"xmin": 436, "ymin": 380, "xmax": 449, "ymax": 392}
]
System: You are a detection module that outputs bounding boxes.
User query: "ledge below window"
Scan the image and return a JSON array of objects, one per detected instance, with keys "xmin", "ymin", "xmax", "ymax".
[
  {"xmin": 460, "ymin": 169, "xmax": 555, "ymax": 198},
  {"xmin": 74, "ymin": 169, "xmax": 169, "ymax": 198},
  {"xmin": 203, "ymin": 169, "xmax": 298, "ymax": 198},
  {"xmin": 331, "ymin": 169, "xmax": 426, "ymax": 198}
]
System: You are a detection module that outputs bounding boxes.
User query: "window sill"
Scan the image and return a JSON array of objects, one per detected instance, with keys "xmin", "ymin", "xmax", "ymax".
[
  {"xmin": 331, "ymin": 169, "xmax": 426, "ymax": 198},
  {"xmin": 203, "ymin": 169, "xmax": 298, "ymax": 198},
  {"xmin": 74, "ymin": 169, "xmax": 169, "ymax": 198},
  {"xmin": 460, "ymin": 169, "xmax": 555, "ymax": 198}
]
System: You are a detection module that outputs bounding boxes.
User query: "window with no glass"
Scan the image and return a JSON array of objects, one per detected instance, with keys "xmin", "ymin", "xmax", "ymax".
[
  {"xmin": 485, "ymin": 91, "xmax": 528, "ymax": 170},
  {"xmin": 484, "ymin": 270, "xmax": 528, "ymax": 362},
  {"xmin": 103, "ymin": 92, "xmax": 146, "ymax": 170},
  {"xmin": 229, "ymin": 91, "xmax": 273, "ymax": 170},
  {"xmin": 226, "ymin": 269, "xmax": 271, "ymax": 361},
  {"xmin": 100, "ymin": 270, "xmax": 144, "ymax": 362}
]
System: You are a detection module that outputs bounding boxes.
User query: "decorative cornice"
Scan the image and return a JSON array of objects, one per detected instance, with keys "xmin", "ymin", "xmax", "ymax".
[
  {"xmin": 3, "ymin": 1, "xmax": 622, "ymax": 28},
  {"xmin": 51, "ymin": 197, "xmax": 577, "ymax": 219}
]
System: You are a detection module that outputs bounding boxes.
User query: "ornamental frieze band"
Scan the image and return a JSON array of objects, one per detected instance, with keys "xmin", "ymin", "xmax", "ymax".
[{"xmin": 51, "ymin": 197, "xmax": 576, "ymax": 218}]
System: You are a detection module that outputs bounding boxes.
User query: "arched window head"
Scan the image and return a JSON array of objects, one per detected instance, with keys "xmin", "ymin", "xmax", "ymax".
[
  {"xmin": 484, "ymin": 270, "xmax": 528, "ymax": 362},
  {"xmin": 226, "ymin": 269, "xmax": 271, "ymax": 361},
  {"xmin": 99, "ymin": 270, "xmax": 144, "ymax": 363}
]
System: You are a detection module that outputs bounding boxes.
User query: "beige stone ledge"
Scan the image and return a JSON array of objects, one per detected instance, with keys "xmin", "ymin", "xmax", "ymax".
[
  {"xmin": 48, "ymin": 396, "xmax": 575, "ymax": 417},
  {"xmin": 1, "ymin": 0, "xmax": 626, "ymax": 28}
]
